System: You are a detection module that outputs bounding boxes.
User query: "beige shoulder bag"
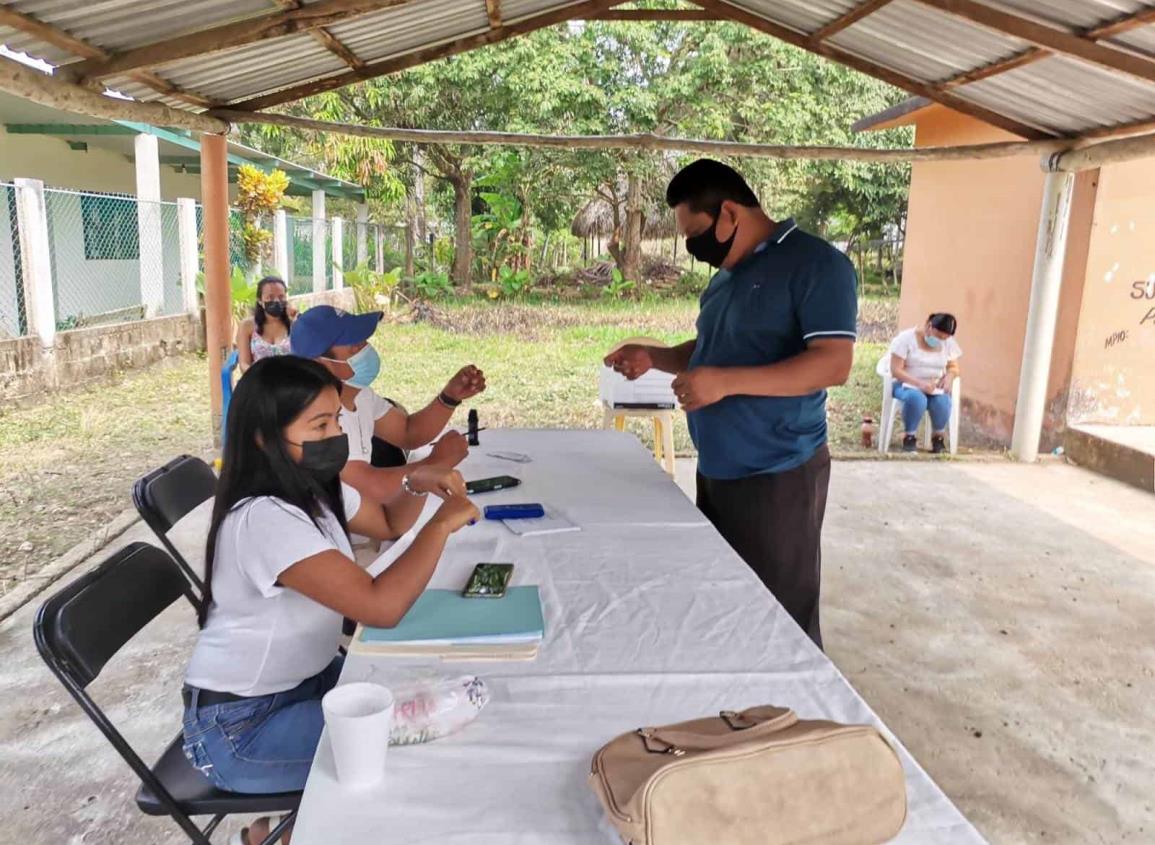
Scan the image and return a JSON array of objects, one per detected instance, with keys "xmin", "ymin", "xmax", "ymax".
[{"xmin": 589, "ymin": 705, "xmax": 907, "ymax": 845}]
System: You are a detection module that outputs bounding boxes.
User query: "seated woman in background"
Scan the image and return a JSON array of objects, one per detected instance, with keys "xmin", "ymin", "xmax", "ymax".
[
  {"xmin": 182, "ymin": 356, "xmax": 478, "ymax": 845},
  {"xmin": 888, "ymin": 313, "xmax": 961, "ymax": 454},
  {"xmin": 235, "ymin": 276, "xmax": 293, "ymax": 371}
]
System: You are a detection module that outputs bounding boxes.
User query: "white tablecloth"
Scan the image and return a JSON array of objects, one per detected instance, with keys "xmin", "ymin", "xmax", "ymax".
[{"xmin": 293, "ymin": 429, "xmax": 985, "ymax": 844}]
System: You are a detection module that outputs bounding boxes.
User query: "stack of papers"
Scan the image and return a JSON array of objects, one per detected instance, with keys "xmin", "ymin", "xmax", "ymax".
[{"xmin": 351, "ymin": 586, "xmax": 545, "ymax": 661}]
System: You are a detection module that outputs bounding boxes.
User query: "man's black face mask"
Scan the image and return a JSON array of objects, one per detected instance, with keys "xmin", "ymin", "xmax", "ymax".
[{"xmin": 684, "ymin": 210, "xmax": 737, "ymax": 268}]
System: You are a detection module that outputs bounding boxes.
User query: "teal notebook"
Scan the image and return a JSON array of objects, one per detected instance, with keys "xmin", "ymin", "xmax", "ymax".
[{"xmin": 358, "ymin": 586, "xmax": 545, "ymax": 645}]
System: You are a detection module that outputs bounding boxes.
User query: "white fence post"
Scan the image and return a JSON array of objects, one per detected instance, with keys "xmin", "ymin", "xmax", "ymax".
[
  {"xmin": 177, "ymin": 197, "xmax": 199, "ymax": 315},
  {"xmin": 273, "ymin": 209, "xmax": 289, "ymax": 279},
  {"xmin": 13, "ymin": 178, "xmax": 56, "ymax": 348},
  {"xmin": 312, "ymin": 189, "xmax": 327, "ymax": 292},
  {"xmin": 356, "ymin": 202, "xmax": 369, "ymax": 267},
  {"xmin": 332, "ymin": 216, "xmax": 344, "ymax": 290},
  {"xmin": 375, "ymin": 226, "xmax": 385, "ymax": 273},
  {"xmin": 135, "ymin": 132, "xmax": 165, "ymax": 318}
]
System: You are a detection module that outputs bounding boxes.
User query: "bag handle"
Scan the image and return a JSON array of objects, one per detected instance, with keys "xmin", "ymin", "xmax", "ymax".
[{"xmin": 639, "ymin": 706, "xmax": 798, "ymax": 755}]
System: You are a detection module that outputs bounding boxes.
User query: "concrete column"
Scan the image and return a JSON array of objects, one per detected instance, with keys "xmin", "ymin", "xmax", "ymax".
[
  {"xmin": 312, "ymin": 189, "xmax": 327, "ymax": 292},
  {"xmin": 13, "ymin": 178, "xmax": 56, "ymax": 348},
  {"xmin": 332, "ymin": 216, "xmax": 344, "ymax": 290},
  {"xmin": 273, "ymin": 209, "xmax": 289, "ymax": 279},
  {"xmin": 177, "ymin": 197, "xmax": 199, "ymax": 315},
  {"xmin": 356, "ymin": 202, "xmax": 369, "ymax": 267},
  {"xmin": 202, "ymin": 134, "xmax": 232, "ymax": 445},
  {"xmin": 134, "ymin": 132, "xmax": 165, "ymax": 317},
  {"xmin": 1010, "ymin": 168, "xmax": 1076, "ymax": 462}
]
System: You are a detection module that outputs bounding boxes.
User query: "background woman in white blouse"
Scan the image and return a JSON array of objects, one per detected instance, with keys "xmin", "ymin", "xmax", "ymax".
[{"xmin": 888, "ymin": 313, "xmax": 961, "ymax": 454}]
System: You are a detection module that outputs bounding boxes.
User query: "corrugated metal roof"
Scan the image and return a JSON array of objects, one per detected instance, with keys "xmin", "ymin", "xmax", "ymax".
[
  {"xmin": 4, "ymin": 0, "xmax": 1155, "ymax": 139},
  {"xmin": 958, "ymin": 53, "xmax": 1155, "ymax": 134},
  {"xmin": 729, "ymin": 0, "xmax": 860, "ymax": 37},
  {"xmin": 829, "ymin": 0, "xmax": 1028, "ymax": 84},
  {"xmin": 326, "ymin": 0, "xmax": 490, "ymax": 65}
]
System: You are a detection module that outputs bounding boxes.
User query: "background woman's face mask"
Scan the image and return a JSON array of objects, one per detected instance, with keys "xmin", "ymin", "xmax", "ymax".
[{"xmin": 262, "ymin": 299, "xmax": 287, "ymax": 318}]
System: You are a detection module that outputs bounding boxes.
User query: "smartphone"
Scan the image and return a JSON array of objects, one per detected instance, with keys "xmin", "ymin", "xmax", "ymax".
[
  {"xmin": 465, "ymin": 475, "xmax": 521, "ymax": 495},
  {"xmin": 463, "ymin": 563, "xmax": 514, "ymax": 598}
]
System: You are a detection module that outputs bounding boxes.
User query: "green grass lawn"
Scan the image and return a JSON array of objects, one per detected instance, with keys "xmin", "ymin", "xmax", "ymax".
[{"xmin": 0, "ymin": 298, "xmax": 889, "ymax": 594}]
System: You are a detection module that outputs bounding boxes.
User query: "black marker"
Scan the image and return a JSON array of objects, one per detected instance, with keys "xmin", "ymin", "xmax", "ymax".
[{"xmin": 467, "ymin": 409, "xmax": 480, "ymax": 446}]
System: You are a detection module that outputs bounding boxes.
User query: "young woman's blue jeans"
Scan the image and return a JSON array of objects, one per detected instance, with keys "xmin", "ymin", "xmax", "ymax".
[
  {"xmin": 893, "ymin": 383, "xmax": 951, "ymax": 435},
  {"xmin": 182, "ymin": 655, "xmax": 344, "ymax": 794}
]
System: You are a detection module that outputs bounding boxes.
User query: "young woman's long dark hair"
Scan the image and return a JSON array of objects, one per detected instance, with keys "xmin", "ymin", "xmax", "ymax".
[
  {"xmin": 200, "ymin": 355, "xmax": 348, "ymax": 627},
  {"xmin": 253, "ymin": 276, "xmax": 292, "ymax": 337},
  {"xmin": 928, "ymin": 313, "xmax": 958, "ymax": 336}
]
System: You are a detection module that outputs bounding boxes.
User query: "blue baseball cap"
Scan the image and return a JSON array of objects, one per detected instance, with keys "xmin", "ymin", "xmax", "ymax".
[{"xmin": 290, "ymin": 305, "xmax": 383, "ymax": 359}]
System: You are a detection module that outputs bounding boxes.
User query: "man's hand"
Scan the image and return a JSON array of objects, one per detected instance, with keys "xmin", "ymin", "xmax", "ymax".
[
  {"xmin": 443, "ymin": 365, "xmax": 486, "ymax": 402},
  {"xmin": 428, "ymin": 430, "xmax": 469, "ymax": 467},
  {"xmin": 604, "ymin": 345, "xmax": 654, "ymax": 381},
  {"xmin": 672, "ymin": 367, "xmax": 730, "ymax": 412}
]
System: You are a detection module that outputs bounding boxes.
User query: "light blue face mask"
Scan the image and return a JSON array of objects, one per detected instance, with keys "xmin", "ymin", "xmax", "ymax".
[
  {"xmin": 344, "ymin": 344, "xmax": 381, "ymax": 388},
  {"xmin": 924, "ymin": 333, "xmax": 942, "ymax": 350}
]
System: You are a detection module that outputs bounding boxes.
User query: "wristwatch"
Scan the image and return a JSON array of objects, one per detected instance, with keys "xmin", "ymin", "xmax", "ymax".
[{"xmin": 437, "ymin": 390, "xmax": 461, "ymax": 408}]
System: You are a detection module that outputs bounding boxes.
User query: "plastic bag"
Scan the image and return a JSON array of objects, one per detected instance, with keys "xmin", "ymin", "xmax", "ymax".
[{"xmin": 388, "ymin": 675, "xmax": 490, "ymax": 746}]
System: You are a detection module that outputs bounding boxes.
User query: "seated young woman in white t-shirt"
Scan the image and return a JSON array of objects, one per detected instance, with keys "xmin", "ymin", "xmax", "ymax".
[
  {"xmin": 888, "ymin": 312, "xmax": 962, "ymax": 453},
  {"xmin": 182, "ymin": 356, "xmax": 478, "ymax": 845}
]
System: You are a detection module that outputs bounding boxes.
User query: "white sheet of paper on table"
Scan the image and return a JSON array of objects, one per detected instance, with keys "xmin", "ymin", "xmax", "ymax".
[{"xmin": 500, "ymin": 508, "xmax": 580, "ymax": 537}]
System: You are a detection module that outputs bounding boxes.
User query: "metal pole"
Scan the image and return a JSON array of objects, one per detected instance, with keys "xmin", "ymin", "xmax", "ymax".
[
  {"xmin": 201, "ymin": 133, "xmax": 232, "ymax": 446},
  {"xmin": 1010, "ymin": 166, "xmax": 1075, "ymax": 462}
]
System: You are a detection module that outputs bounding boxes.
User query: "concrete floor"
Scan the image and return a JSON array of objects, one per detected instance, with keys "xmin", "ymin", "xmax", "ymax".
[{"xmin": 1, "ymin": 459, "xmax": 1153, "ymax": 844}]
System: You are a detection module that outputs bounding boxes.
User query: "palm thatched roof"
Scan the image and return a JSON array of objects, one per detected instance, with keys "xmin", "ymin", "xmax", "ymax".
[{"xmin": 571, "ymin": 197, "xmax": 678, "ymax": 239}]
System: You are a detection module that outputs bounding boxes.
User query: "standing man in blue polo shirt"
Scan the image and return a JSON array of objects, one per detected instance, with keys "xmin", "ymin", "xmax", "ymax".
[{"xmin": 604, "ymin": 159, "xmax": 857, "ymax": 648}]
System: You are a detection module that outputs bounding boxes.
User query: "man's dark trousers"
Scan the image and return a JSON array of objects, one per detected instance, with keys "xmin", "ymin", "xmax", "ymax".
[{"xmin": 696, "ymin": 445, "xmax": 830, "ymax": 649}]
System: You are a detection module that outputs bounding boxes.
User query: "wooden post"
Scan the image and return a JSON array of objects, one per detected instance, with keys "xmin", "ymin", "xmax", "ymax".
[{"xmin": 201, "ymin": 133, "xmax": 232, "ymax": 446}]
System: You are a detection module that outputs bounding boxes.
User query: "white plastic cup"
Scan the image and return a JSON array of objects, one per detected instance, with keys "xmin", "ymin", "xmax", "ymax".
[{"xmin": 322, "ymin": 682, "xmax": 395, "ymax": 788}]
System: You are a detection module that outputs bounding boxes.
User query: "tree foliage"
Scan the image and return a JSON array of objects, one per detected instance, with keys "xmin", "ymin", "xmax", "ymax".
[{"xmin": 238, "ymin": 16, "xmax": 915, "ymax": 286}]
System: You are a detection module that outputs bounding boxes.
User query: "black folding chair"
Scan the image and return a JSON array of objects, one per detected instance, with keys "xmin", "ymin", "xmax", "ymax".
[
  {"xmin": 33, "ymin": 542, "xmax": 299, "ymax": 845},
  {"xmin": 133, "ymin": 455, "xmax": 217, "ymax": 599}
]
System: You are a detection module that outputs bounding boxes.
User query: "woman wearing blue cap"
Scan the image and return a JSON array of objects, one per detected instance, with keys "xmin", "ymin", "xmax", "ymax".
[{"xmin": 290, "ymin": 305, "xmax": 486, "ymax": 507}]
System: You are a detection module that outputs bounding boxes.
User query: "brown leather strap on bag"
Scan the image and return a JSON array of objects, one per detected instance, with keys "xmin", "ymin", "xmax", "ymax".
[{"xmin": 640, "ymin": 707, "xmax": 798, "ymax": 754}]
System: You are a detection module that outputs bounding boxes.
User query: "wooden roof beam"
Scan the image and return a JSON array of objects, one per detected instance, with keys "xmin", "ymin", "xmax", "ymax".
[
  {"xmin": 485, "ymin": 0, "xmax": 502, "ymax": 29},
  {"xmin": 689, "ymin": 0, "xmax": 1055, "ymax": 138},
  {"xmin": 809, "ymin": 0, "xmax": 895, "ymax": 44},
  {"xmin": 914, "ymin": 0, "xmax": 1155, "ymax": 86},
  {"xmin": 220, "ymin": 0, "xmax": 629, "ymax": 112},
  {"xmin": 63, "ymin": 0, "xmax": 413, "ymax": 82},
  {"xmin": 271, "ymin": 0, "xmax": 366, "ymax": 69},
  {"xmin": 1086, "ymin": 8, "xmax": 1155, "ymax": 41}
]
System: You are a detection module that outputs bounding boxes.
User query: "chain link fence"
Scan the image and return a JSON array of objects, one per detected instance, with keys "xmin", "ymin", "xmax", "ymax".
[
  {"xmin": 0, "ymin": 183, "xmax": 27, "ymax": 339},
  {"xmin": 44, "ymin": 188, "xmax": 182, "ymax": 329},
  {"xmin": 0, "ymin": 189, "xmax": 384, "ymax": 340}
]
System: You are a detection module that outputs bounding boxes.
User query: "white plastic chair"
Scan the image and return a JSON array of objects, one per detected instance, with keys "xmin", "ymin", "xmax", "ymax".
[
  {"xmin": 876, "ymin": 355, "xmax": 961, "ymax": 455},
  {"xmin": 600, "ymin": 337, "xmax": 677, "ymax": 476}
]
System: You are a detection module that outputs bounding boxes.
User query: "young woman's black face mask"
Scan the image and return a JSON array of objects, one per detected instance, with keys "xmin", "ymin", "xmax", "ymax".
[
  {"xmin": 288, "ymin": 434, "xmax": 349, "ymax": 482},
  {"xmin": 684, "ymin": 214, "xmax": 737, "ymax": 268},
  {"xmin": 262, "ymin": 300, "xmax": 287, "ymax": 318}
]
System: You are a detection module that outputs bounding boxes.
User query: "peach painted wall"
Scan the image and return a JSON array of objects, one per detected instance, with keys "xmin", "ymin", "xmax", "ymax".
[
  {"xmin": 897, "ymin": 106, "xmax": 1093, "ymax": 445},
  {"xmin": 1067, "ymin": 158, "xmax": 1155, "ymax": 426}
]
